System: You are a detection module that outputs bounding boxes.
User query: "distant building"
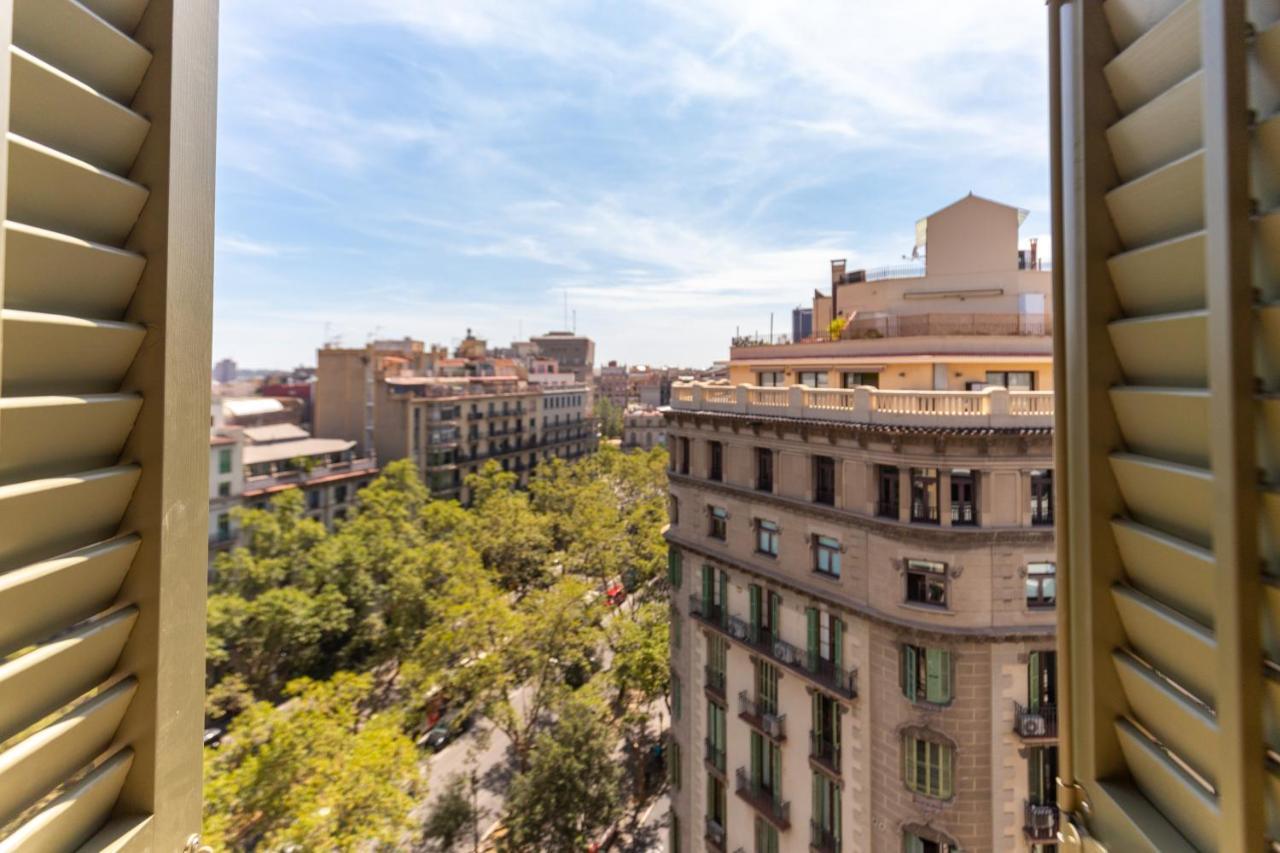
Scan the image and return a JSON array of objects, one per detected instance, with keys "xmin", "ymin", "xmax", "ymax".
[
  {"xmin": 791, "ymin": 306, "xmax": 813, "ymax": 342},
  {"xmin": 209, "ymin": 414, "xmax": 377, "ymax": 564},
  {"xmin": 530, "ymin": 331, "xmax": 595, "ymax": 382},
  {"xmin": 622, "ymin": 405, "xmax": 665, "ymax": 450},
  {"xmin": 217, "ymin": 396, "xmax": 305, "ymax": 429},
  {"xmin": 213, "ymin": 358, "xmax": 238, "ymax": 383},
  {"xmin": 597, "ymin": 360, "xmax": 628, "ymax": 409}
]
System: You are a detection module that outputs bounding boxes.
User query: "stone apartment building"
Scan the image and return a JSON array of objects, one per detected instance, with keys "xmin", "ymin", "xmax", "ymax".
[
  {"xmin": 623, "ymin": 405, "xmax": 666, "ymax": 450},
  {"xmin": 665, "ymin": 195, "xmax": 1058, "ymax": 853},
  {"xmin": 316, "ymin": 338, "xmax": 595, "ymax": 503},
  {"xmin": 599, "ymin": 360, "xmax": 630, "ymax": 409}
]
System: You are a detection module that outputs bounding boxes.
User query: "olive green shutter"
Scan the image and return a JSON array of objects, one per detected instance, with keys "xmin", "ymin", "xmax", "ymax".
[
  {"xmin": 906, "ymin": 833, "xmax": 925, "ymax": 853},
  {"xmin": 903, "ymin": 734, "xmax": 916, "ymax": 790},
  {"xmin": 926, "ymin": 648, "xmax": 949, "ymax": 704},
  {"xmin": 832, "ymin": 616, "xmax": 843, "ymax": 672},
  {"xmin": 810, "ymin": 692, "xmax": 820, "ymax": 741},
  {"xmin": 902, "ymin": 645, "xmax": 917, "ymax": 701},
  {"xmin": 1027, "ymin": 650, "xmax": 1041, "ymax": 713},
  {"xmin": 940, "ymin": 741, "xmax": 952, "ymax": 798},
  {"xmin": 700, "ymin": 564, "xmax": 712, "ymax": 614},
  {"xmin": 770, "ymin": 741, "xmax": 782, "ymax": 804},
  {"xmin": 717, "ymin": 570, "xmax": 727, "ymax": 627},
  {"xmin": 748, "ymin": 583, "xmax": 761, "ymax": 636},
  {"xmin": 750, "ymin": 730, "xmax": 763, "ymax": 786},
  {"xmin": 805, "ymin": 606, "xmax": 818, "ymax": 669},
  {"xmin": 812, "ymin": 771, "xmax": 822, "ymax": 825},
  {"xmin": 1051, "ymin": 0, "xmax": 1271, "ymax": 849},
  {"xmin": 768, "ymin": 592, "xmax": 780, "ymax": 637},
  {"xmin": 667, "ymin": 545, "xmax": 681, "ymax": 588},
  {"xmin": 0, "ymin": 1, "xmax": 216, "ymax": 848}
]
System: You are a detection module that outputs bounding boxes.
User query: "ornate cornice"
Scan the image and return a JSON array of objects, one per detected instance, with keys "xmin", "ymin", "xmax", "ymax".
[{"xmin": 668, "ymin": 472, "xmax": 1056, "ymax": 548}]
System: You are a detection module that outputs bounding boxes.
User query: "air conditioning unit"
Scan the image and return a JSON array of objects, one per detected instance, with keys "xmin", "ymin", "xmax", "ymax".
[
  {"xmin": 1029, "ymin": 807, "xmax": 1057, "ymax": 831},
  {"xmin": 728, "ymin": 619, "xmax": 747, "ymax": 641},
  {"xmin": 772, "ymin": 640, "xmax": 795, "ymax": 665},
  {"xmin": 763, "ymin": 714, "xmax": 785, "ymax": 739},
  {"xmin": 1019, "ymin": 715, "xmax": 1047, "ymax": 738}
]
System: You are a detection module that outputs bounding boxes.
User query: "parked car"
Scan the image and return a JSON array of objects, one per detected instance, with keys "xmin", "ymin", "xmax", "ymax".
[
  {"xmin": 203, "ymin": 728, "xmax": 223, "ymax": 748},
  {"xmin": 605, "ymin": 582, "xmax": 626, "ymax": 607},
  {"xmin": 422, "ymin": 707, "xmax": 472, "ymax": 750}
]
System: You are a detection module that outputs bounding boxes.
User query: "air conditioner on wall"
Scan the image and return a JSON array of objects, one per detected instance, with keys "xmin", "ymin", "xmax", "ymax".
[{"xmin": 1019, "ymin": 715, "xmax": 1047, "ymax": 737}]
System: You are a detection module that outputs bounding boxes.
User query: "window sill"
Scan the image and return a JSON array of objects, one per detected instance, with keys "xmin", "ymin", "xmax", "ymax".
[
  {"xmin": 812, "ymin": 570, "xmax": 841, "ymax": 583},
  {"xmin": 755, "ymin": 551, "xmax": 778, "ymax": 559},
  {"xmin": 1026, "ymin": 603, "xmax": 1056, "ymax": 611},
  {"xmin": 905, "ymin": 698, "xmax": 953, "ymax": 712},
  {"xmin": 900, "ymin": 601, "xmax": 952, "ymax": 615}
]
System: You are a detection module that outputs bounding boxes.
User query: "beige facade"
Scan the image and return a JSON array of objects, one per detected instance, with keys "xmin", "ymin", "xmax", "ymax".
[
  {"xmin": 623, "ymin": 405, "xmax": 666, "ymax": 450},
  {"xmin": 666, "ymin": 197, "xmax": 1057, "ymax": 853}
]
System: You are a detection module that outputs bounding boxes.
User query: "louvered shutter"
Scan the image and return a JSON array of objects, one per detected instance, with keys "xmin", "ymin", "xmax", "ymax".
[
  {"xmin": 1051, "ymin": 0, "xmax": 1273, "ymax": 850},
  {"xmin": 0, "ymin": 0, "xmax": 215, "ymax": 849},
  {"xmin": 748, "ymin": 582, "xmax": 761, "ymax": 635}
]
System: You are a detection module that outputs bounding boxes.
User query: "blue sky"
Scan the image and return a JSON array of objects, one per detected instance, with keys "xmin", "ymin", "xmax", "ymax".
[{"xmin": 214, "ymin": 1, "xmax": 1051, "ymax": 370}]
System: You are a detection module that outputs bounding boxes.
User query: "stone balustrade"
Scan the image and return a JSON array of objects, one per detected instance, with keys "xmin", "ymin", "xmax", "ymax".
[{"xmin": 668, "ymin": 382, "xmax": 1053, "ymax": 429}]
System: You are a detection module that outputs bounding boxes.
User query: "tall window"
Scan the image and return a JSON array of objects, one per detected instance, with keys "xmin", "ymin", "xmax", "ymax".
[
  {"xmin": 1026, "ymin": 563, "xmax": 1056, "ymax": 608},
  {"xmin": 811, "ymin": 692, "xmax": 840, "ymax": 769},
  {"xmin": 798, "ymin": 370, "xmax": 829, "ymax": 387},
  {"xmin": 218, "ymin": 448, "xmax": 232, "ymax": 474},
  {"xmin": 877, "ymin": 464, "xmax": 900, "ymax": 518},
  {"xmin": 1028, "ymin": 745, "xmax": 1058, "ymax": 805},
  {"xmin": 755, "ymin": 519, "xmax": 779, "ymax": 557},
  {"xmin": 707, "ymin": 773, "xmax": 727, "ymax": 834},
  {"xmin": 1030, "ymin": 469, "xmax": 1054, "ymax": 525},
  {"xmin": 707, "ymin": 699, "xmax": 727, "ymax": 771},
  {"xmin": 216, "ymin": 513, "xmax": 230, "ymax": 540},
  {"xmin": 755, "ymin": 818, "xmax": 779, "ymax": 853},
  {"xmin": 754, "ymin": 658, "xmax": 779, "ymax": 715},
  {"xmin": 748, "ymin": 585, "xmax": 781, "ymax": 647},
  {"xmin": 841, "ymin": 371, "xmax": 879, "ymax": 388},
  {"xmin": 755, "ymin": 447, "xmax": 774, "ymax": 492},
  {"xmin": 708, "ymin": 440, "xmax": 723, "ymax": 481},
  {"xmin": 813, "ymin": 455, "xmax": 835, "ymax": 505},
  {"xmin": 806, "ymin": 608, "xmax": 843, "ymax": 680},
  {"xmin": 668, "ymin": 545, "xmax": 683, "ymax": 588},
  {"xmin": 1028, "ymin": 650, "xmax": 1057, "ymax": 711},
  {"xmin": 679, "ymin": 437, "xmax": 690, "ymax": 475},
  {"xmin": 950, "ymin": 469, "xmax": 977, "ymax": 526},
  {"xmin": 701, "ymin": 565, "xmax": 728, "ymax": 625},
  {"xmin": 903, "ymin": 732, "xmax": 953, "ymax": 798},
  {"xmin": 670, "ymin": 495, "xmax": 680, "ymax": 525},
  {"xmin": 814, "ymin": 535, "xmax": 841, "ymax": 578},
  {"xmin": 901, "ymin": 645, "xmax": 952, "ymax": 704},
  {"xmin": 905, "ymin": 559, "xmax": 947, "ymax": 607},
  {"xmin": 812, "ymin": 772, "xmax": 841, "ymax": 847},
  {"xmin": 757, "ymin": 370, "xmax": 785, "ymax": 387},
  {"xmin": 910, "ymin": 468, "xmax": 939, "ymax": 523},
  {"xmin": 708, "ymin": 506, "xmax": 727, "ymax": 540},
  {"xmin": 707, "ymin": 634, "xmax": 727, "ymax": 694},
  {"xmin": 750, "ymin": 730, "xmax": 782, "ymax": 799}
]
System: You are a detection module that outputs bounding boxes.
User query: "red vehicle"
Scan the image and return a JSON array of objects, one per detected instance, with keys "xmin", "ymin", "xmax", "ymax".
[{"xmin": 605, "ymin": 583, "xmax": 627, "ymax": 607}]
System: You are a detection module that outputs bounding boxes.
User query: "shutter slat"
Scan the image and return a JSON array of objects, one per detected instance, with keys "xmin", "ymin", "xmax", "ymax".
[
  {"xmin": 1109, "ymin": 452, "xmax": 1214, "ymax": 547},
  {"xmin": 1257, "ymin": 115, "xmax": 1280, "ymax": 214},
  {"xmin": 1113, "ymin": 584, "xmax": 1217, "ymax": 705},
  {"xmin": 1103, "ymin": 0, "xmax": 1201, "ymax": 115},
  {"xmin": 1259, "ymin": 304, "xmax": 1280, "ymax": 390},
  {"xmin": 11, "ymin": 0, "xmax": 150, "ymax": 104},
  {"xmin": 1104, "ymin": 0, "xmax": 1190, "ymax": 51},
  {"xmin": 0, "ymin": 534, "xmax": 139, "ymax": 656},
  {"xmin": 6, "ymin": 134, "xmax": 148, "ymax": 246},
  {"xmin": 0, "ymin": 394, "xmax": 141, "ymax": 482},
  {"xmin": 1108, "ymin": 310, "xmax": 1207, "ymax": 386},
  {"xmin": 9, "ymin": 47, "xmax": 148, "ymax": 176},
  {"xmin": 1115, "ymin": 717, "xmax": 1219, "ymax": 853},
  {"xmin": 76, "ymin": 0, "xmax": 149, "ymax": 37},
  {"xmin": 1107, "ymin": 230, "xmax": 1205, "ymax": 316},
  {"xmin": 1114, "ymin": 651, "xmax": 1219, "ymax": 788},
  {"xmin": 1105, "ymin": 151, "xmax": 1205, "ymax": 249},
  {"xmin": 3, "ymin": 222, "xmax": 144, "ymax": 321},
  {"xmin": 1110, "ymin": 387, "xmax": 1208, "ymax": 468},
  {"xmin": 1112, "ymin": 517, "xmax": 1215, "ymax": 628},
  {"xmin": 1264, "ymin": 664, "xmax": 1280, "ymax": 751},
  {"xmin": 0, "ymin": 746, "xmax": 132, "ymax": 853},
  {"xmin": 1, "ymin": 310, "xmax": 145, "ymax": 396},
  {"xmin": 0, "ymin": 605, "xmax": 136, "ymax": 743},
  {"xmin": 1259, "ymin": 212, "xmax": 1280, "ymax": 292},
  {"xmin": 0, "ymin": 465, "xmax": 139, "ymax": 571},
  {"xmin": 0, "ymin": 676, "xmax": 136, "ymax": 826},
  {"xmin": 1265, "ymin": 576, "xmax": 1280, "ymax": 661},
  {"xmin": 1107, "ymin": 71, "xmax": 1203, "ymax": 181}
]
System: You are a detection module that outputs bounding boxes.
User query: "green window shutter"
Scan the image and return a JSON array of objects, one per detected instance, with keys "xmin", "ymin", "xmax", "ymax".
[
  {"xmin": 903, "ymin": 734, "xmax": 915, "ymax": 789},
  {"xmin": 749, "ymin": 584, "xmax": 761, "ymax": 634},
  {"xmin": 926, "ymin": 648, "xmax": 949, "ymax": 703},
  {"xmin": 940, "ymin": 742, "xmax": 952, "ymax": 798},
  {"xmin": 806, "ymin": 607, "xmax": 819, "ymax": 664},
  {"xmin": 717, "ymin": 571, "xmax": 728, "ymax": 626},
  {"xmin": 902, "ymin": 645, "xmax": 917, "ymax": 701},
  {"xmin": 701, "ymin": 565, "xmax": 712, "ymax": 613},
  {"xmin": 668, "ymin": 546, "xmax": 682, "ymax": 588},
  {"xmin": 811, "ymin": 692, "xmax": 820, "ymax": 737},
  {"xmin": 770, "ymin": 742, "xmax": 782, "ymax": 804},
  {"xmin": 906, "ymin": 833, "xmax": 924, "ymax": 853},
  {"xmin": 832, "ymin": 616, "xmax": 844, "ymax": 672},
  {"xmin": 672, "ymin": 674, "xmax": 681, "ymax": 719},
  {"xmin": 768, "ymin": 592, "xmax": 780, "ymax": 636},
  {"xmin": 1027, "ymin": 651, "xmax": 1041, "ymax": 712},
  {"xmin": 833, "ymin": 781, "xmax": 841, "ymax": 836},
  {"xmin": 812, "ymin": 771, "xmax": 822, "ymax": 824},
  {"xmin": 670, "ymin": 741, "xmax": 680, "ymax": 789},
  {"xmin": 751, "ymin": 731, "xmax": 763, "ymax": 785}
]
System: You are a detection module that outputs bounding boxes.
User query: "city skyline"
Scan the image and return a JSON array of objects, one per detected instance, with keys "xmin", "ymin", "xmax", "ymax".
[{"xmin": 214, "ymin": 0, "xmax": 1051, "ymax": 370}]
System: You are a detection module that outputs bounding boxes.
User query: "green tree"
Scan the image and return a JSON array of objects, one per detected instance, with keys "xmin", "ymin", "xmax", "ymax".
[
  {"xmin": 594, "ymin": 396, "xmax": 623, "ymax": 439},
  {"xmin": 500, "ymin": 687, "xmax": 622, "ymax": 852},
  {"xmin": 212, "ymin": 489, "xmax": 328, "ymax": 599},
  {"xmin": 465, "ymin": 462, "xmax": 553, "ymax": 595},
  {"xmin": 203, "ymin": 672, "xmax": 421, "ymax": 851},
  {"xmin": 607, "ymin": 600, "xmax": 670, "ymax": 712},
  {"xmin": 421, "ymin": 772, "xmax": 481, "ymax": 852}
]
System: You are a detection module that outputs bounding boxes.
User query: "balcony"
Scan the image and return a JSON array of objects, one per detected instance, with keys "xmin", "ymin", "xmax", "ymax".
[
  {"xmin": 810, "ymin": 820, "xmax": 840, "ymax": 853},
  {"xmin": 738, "ymin": 691, "xmax": 786, "ymax": 741},
  {"xmin": 705, "ymin": 816, "xmax": 726, "ymax": 851},
  {"xmin": 705, "ymin": 740, "xmax": 726, "ymax": 776},
  {"xmin": 735, "ymin": 768, "xmax": 790, "ymax": 830},
  {"xmin": 705, "ymin": 665, "xmax": 726, "ymax": 700},
  {"xmin": 876, "ymin": 498, "xmax": 899, "ymax": 519},
  {"xmin": 1013, "ymin": 701, "xmax": 1058, "ymax": 740},
  {"xmin": 809, "ymin": 732, "xmax": 840, "ymax": 778},
  {"xmin": 668, "ymin": 382, "xmax": 1052, "ymax": 430},
  {"xmin": 910, "ymin": 502, "xmax": 940, "ymax": 525},
  {"xmin": 242, "ymin": 456, "xmax": 378, "ymax": 496},
  {"xmin": 845, "ymin": 312, "xmax": 1048, "ymax": 340},
  {"xmin": 720, "ymin": 612, "xmax": 858, "ymax": 701},
  {"xmin": 688, "ymin": 594, "xmax": 725, "ymax": 628},
  {"xmin": 805, "ymin": 653, "xmax": 858, "ymax": 699},
  {"xmin": 1024, "ymin": 800, "xmax": 1059, "ymax": 841}
]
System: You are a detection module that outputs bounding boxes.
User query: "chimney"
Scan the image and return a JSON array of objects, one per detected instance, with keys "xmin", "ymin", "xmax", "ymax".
[
  {"xmin": 831, "ymin": 259, "xmax": 846, "ymax": 286},
  {"xmin": 1029, "ymin": 237, "xmax": 1039, "ymax": 269}
]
